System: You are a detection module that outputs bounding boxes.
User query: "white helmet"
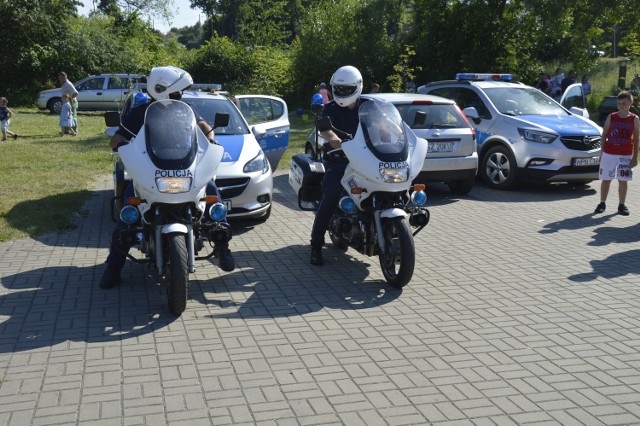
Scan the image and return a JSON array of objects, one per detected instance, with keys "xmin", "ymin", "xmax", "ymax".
[
  {"xmin": 330, "ymin": 65, "xmax": 363, "ymax": 107},
  {"xmin": 147, "ymin": 66, "xmax": 193, "ymax": 100}
]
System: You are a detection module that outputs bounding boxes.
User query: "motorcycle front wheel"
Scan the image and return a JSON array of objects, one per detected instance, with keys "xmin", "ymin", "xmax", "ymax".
[
  {"xmin": 378, "ymin": 216, "xmax": 415, "ymax": 289},
  {"xmin": 166, "ymin": 233, "xmax": 189, "ymax": 315}
]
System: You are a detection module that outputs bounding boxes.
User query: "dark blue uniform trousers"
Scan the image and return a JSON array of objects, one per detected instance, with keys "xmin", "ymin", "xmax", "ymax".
[{"xmin": 310, "ymin": 159, "xmax": 348, "ymax": 249}]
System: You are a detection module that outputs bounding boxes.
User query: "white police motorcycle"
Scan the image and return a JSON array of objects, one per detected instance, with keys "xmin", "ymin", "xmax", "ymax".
[
  {"xmin": 106, "ymin": 99, "xmax": 231, "ymax": 315},
  {"xmin": 289, "ymin": 99, "xmax": 430, "ymax": 288}
]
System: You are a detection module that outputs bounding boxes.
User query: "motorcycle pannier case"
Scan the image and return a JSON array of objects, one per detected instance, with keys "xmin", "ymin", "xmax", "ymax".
[{"xmin": 288, "ymin": 153, "xmax": 325, "ymax": 211}]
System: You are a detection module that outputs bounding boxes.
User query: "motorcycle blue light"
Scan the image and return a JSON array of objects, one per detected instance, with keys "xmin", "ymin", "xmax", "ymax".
[
  {"xmin": 411, "ymin": 190, "xmax": 427, "ymax": 206},
  {"xmin": 120, "ymin": 205, "xmax": 139, "ymax": 224},
  {"xmin": 339, "ymin": 196, "xmax": 356, "ymax": 213},
  {"xmin": 210, "ymin": 202, "xmax": 227, "ymax": 221}
]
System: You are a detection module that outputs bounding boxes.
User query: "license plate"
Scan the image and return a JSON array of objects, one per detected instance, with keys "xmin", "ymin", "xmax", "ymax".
[
  {"xmin": 572, "ymin": 157, "xmax": 599, "ymax": 167},
  {"xmin": 223, "ymin": 200, "xmax": 232, "ymax": 211},
  {"xmin": 428, "ymin": 142, "xmax": 454, "ymax": 153}
]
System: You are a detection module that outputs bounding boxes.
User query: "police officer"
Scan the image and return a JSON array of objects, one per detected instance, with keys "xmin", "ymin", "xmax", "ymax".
[
  {"xmin": 100, "ymin": 66, "xmax": 235, "ymax": 289},
  {"xmin": 310, "ymin": 65, "xmax": 366, "ymax": 266}
]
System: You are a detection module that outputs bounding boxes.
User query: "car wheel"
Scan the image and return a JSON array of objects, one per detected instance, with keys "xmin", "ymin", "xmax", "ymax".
[
  {"xmin": 448, "ymin": 175, "xmax": 475, "ymax": 195},
  {"xmin": 481, "ymin": 145, "xmax": 517, "ymax": 190},
  {"xmin": 48, "ymin": 98, "xmax": 62, "ymax": 115}
]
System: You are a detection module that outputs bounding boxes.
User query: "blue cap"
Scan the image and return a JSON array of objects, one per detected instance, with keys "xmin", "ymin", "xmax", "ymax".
[{"xmin": 311, "ymin": 93, "xmax": 324, "ymax": 106}]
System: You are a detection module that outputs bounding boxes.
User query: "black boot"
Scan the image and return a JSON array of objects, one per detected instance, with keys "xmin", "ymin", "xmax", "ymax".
[
  {"xmin": 217, "ymin": 247, "xmax": 235, "ymax": 272},
  {"xmin": 100, "ymin": 265, "xmax": 122, "ymax": 289},
  {"xmin": 310, "ymin": 247, "xmax": 324, "ymax": 266}
]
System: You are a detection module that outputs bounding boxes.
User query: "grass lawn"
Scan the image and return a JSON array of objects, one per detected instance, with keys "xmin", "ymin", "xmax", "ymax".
[{"xmin": 0, "ymin": 107, "xmax": 314, "ymax": 242}]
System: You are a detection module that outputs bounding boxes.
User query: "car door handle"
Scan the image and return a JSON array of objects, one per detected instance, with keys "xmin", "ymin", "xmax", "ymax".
[
  {"xmin": 97, "ymin": 92, "xmax": 102, "ymax": 95},
  {"xmin": 273, "ymin": 130, "xmax": 287, "ymax": 135}
]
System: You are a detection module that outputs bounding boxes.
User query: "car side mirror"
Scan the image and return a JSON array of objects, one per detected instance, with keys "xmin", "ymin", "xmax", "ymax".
[
  {"xmin": 214, "ymin": 112, "xmax": 229, "ymax": 129},
  {"xmin": 104, "ymin": 111, "xmax": 120, "ymax": 127},
  {"xmin": 316, "ymin": 116, "xmax": 332, "ymax": 132},
  {"xmin": 413, "ymin": 111, "xmax": 427, "ymax": 126}
]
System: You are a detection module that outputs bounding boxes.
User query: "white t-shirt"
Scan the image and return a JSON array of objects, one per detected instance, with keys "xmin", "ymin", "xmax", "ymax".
[{"xmin": 61, "ymin": 80, "xmax": 78, "ymax": 97}]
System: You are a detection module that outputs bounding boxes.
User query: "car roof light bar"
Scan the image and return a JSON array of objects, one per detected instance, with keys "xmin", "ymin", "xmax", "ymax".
[{"xmin": 456, "ymin": 73, "xmax": 513, "ymax": 81}]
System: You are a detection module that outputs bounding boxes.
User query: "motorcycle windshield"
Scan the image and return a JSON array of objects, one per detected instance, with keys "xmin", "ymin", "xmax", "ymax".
[
  {"xmin": 358, "ymin": 99, "xmax": 408, "ymax": 162},
  {"xmin": 144, "ymin": 100, "xmax": 198, "ymax": 170}
]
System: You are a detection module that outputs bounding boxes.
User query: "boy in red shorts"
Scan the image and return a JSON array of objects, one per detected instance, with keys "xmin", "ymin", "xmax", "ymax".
[{"xmin": 595, "ymin": 91, "xmax": 640, "ymax": 215}]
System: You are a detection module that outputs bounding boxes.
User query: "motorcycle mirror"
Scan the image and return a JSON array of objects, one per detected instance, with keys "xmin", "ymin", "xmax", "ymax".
[
  {"xmin": 104, "ymin": 111, "xmax": 121, "ymax": 127},
  {"xmin": 413, "ymin": 111, "xmax": 427, "ymax": 127},
  {"xmin": 213, "ymin": 112, "xmax": 230, "ymax": 129},
  {"xmin": 316, "ymin": 116, "xmax": 332, "ymax": 132},
  {"xmin": 311, "ymin": 104, "xmax": 323, "ymax": 115}
]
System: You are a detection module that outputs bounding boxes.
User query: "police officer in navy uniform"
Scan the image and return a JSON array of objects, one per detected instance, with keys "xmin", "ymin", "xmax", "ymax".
[
  {"xmin": 310, "ymin": 65, "xmax": 366, "ymax": 266},
  {"xmin": 100, "ymin": 66, "xmax": 235, "ymax": 289}
]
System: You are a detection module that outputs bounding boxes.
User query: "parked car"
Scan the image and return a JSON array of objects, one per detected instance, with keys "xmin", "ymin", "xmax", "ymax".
[
  {"xmin": 418, "ymin": 73, "xmax": 602, "ymax": 189},
  {"xmin": 108, "ymin": 89, "xmax": 290, "ymax": 221},
  {"xmin": 304, "ymin": 93, "xmax": 478, "ymax": 194},
  {"xmin": 36, "ymin": 73, "xmax": 143, "ymax": 114}
]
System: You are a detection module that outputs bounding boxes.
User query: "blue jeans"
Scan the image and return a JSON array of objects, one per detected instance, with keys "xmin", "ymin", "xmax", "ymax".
[{"xmin": 310, "ymin": 159, "xmax": 348, "ymax": 249}]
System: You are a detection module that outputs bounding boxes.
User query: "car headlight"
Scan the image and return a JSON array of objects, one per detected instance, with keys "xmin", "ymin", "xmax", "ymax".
[
  {"xmin": 380, "ymin": 168, "xmax": 409, "ymax": 183},
  {"xmin": 518, "ymin": 128, "xmax": 557, "ymax": 144},
  {"xmin": 156, "ymin": 177, "xmax": 192, "ymax": 193},
  {"xmin": 243, "ymin": 151, "xmax": 269, "ymax": 174}
]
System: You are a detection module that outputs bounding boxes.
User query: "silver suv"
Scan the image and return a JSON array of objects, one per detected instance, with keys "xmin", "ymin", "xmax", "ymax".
[
  {"xmin": 305, "ymin": 93, "xmax": 478, "ymax": 194},
  {"xmin": 419, "ymin": 73, "xmax": 602, "ymax": 189},
  {"xmin": 36, "ymin": 73, "xmax": 142, "ymax": 114}
]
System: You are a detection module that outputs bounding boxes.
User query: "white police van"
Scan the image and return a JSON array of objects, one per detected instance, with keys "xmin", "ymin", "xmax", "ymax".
[{"xmin": 419, "ymin": 73, "xmax": 602, "ymax": 189}]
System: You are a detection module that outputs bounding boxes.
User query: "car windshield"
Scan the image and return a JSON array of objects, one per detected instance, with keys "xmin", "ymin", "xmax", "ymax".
[
  {"xmin": 483, "ymin": 87, "xmax": 568, "ymax": 116},
  {"xmin": 184, "ymin": 98, "xmax": 249, "ymax": 135}
]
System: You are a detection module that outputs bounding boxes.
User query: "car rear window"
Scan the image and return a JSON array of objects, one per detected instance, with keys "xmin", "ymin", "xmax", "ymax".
[
  {"xmin": 184, "ymin": 98, "xmax": 250, "ymax": 135},
  {"xmin": 395, "ymin": 103, "xmax": 468, "ymax": 129}
]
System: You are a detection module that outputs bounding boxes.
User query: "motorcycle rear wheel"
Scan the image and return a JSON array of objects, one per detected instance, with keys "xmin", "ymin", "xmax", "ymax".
[
  {"xmin": 166, "ymin": 233, "xmax": 189, "ymax": 315},
  {"xmin": 378, "ymin": 216, "xmax": 415, "ymax": 289}
]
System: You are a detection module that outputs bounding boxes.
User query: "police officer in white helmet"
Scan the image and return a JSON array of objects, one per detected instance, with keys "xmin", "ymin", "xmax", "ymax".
[{"xmin": 309, "ymin": 65, "xmax": 367, "ymax": 266}]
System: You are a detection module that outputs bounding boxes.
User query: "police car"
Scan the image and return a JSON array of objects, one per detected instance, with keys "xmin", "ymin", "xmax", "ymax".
[
  {"xmin": 108, "ymin": 89, "xmax": 290, "ymax": 221},
  {"xmin": 418, "ymin": 73, "xmax": 602, "ymax": 189}
]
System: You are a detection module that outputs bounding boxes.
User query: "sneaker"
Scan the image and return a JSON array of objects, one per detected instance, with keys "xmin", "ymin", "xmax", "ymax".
[
  {"xmin": 99, "ymin": 265, "xmax": 121, "ymax": 289},
  {"xmin": 618, "ymin": 204, "xmax": 630, "ymax": 216},
  {"xmin": 310, "ymin": 247, "xmax": 324, "ymax": 266},
  {"xmin": 13, "ymin": 134, "xmax": 18, "ymax": 140},
  {"xmin": 217, "ymin": 247, "xmax": 235, "ymax": 272},
  {"xmin": 594, "ymin": 202, "xmax": 606, "ymax": 214}
]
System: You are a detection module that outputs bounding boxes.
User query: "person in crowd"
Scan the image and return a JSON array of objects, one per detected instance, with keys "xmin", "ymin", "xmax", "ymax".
[
  {"xmin": 309, "ymin": 65, "xmax": 367, "ymax": 266},
  {"xmin": 370, "ymin": 83, "xmax": 380, "ymax": 93},
  {"xmin": 0, "ymin": 97, "xmax": 18, "ymax": 141},
  {"xmin": 58, "ymin": 71, "xmax": 79, "ymax": 133},
  {"xmin": 581, "ymin": 74, "xmax": 592, "ymax": 95},
  {"xmin": 561, "ymin": 69, "xmax": 577, "ymax": 94},
  {"xmin": 551, "ymin": 68, "xmax": 564, "ymax": 98},
  {"xmin": 318, "ymin": 82, "xmax": 330, "ymax": 105},
  {"xmin": 59, "ymin": 94, "xmax": 76, "ymax": 136},
  {"xmin": 100, "ymin": 66, "xmax": 235, "ymax": 289},
  {"xmin": 405, "ymin": 76, "xmax": 416, "ymax": 93},
  {"xmin": 536, "ymin": 73, "xmax": 551, "ymax": 95},
  {"xmin": 594, "ymin": 91, "xmax": 640, "ymax": 216}
]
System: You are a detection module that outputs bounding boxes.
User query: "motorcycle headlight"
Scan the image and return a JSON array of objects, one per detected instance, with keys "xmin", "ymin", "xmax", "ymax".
[
  {"xmin": 156, "ymin": 177, "xmax": 192, "ymax": 193},
  {"xmin": 380, "ymin": 168, "xmax": 409, "ymax": 183},
  {"xmin": 411, "ymin": 190, "xmax": 427, "ymax": 206},
  {"xmin": 209, "ymin": 202, "xmax": 227, "ymax": 221},
  {"xmin": 244, "ymin": 151, "xmax": 269, "ymax": 174},
  {"xmin": 518, "ymin": 128, "xmax": 557, "ymax": 144},
  {"xmin": 120, "ymin": 205, "xmax": 139, "ymax": 224}
]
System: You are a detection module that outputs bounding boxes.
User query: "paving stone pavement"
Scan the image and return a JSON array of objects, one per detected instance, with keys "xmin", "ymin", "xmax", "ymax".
[{"xmin": 2, "ymin": 170, "xmax": 640, "ymax": 425}]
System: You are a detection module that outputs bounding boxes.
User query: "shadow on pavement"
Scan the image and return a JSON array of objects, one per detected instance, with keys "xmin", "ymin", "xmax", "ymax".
[
  {"xmin": 569, "ymin": 249, "xmax": 640, "ymax": 282},
  {"xmin": 540, "ymin": 212, "xmax": 616, "ymax": 234}
]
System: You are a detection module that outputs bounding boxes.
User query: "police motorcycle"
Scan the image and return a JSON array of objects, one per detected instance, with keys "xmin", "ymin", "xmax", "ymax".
[
  {"xmin": 289, "ymin": 99, "xmax": 430, "ymax": 288},
  {"xmin": 104, "ymin": 99, "xmax": 231, "ymax": 315}
]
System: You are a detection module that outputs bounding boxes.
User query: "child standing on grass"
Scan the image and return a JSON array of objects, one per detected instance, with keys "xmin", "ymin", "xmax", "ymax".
[
  {"xmin": 0, "ymin": 97, "xmax": 18, "ymax": 141},
  {"xmin": 594, "ymin": 91, "xmax": 640, "ymax": 216},
  {"xmin": 59, "ymin": 94, "xmax": 76, "ymax": 136}
]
